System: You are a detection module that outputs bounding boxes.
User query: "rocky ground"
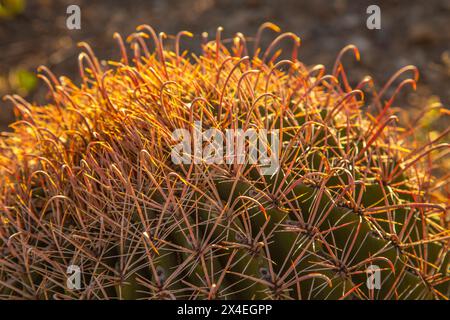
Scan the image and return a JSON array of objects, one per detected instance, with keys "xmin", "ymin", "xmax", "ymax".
[{"xmin": 1, "ymin": 0, "xmax": 449, "ymax": 131}]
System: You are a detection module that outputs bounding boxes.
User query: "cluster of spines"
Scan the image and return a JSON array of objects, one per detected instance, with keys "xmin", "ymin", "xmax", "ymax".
[{"xmin": 0, "ymin": 23, "xmax": 448, "ymax": 300}]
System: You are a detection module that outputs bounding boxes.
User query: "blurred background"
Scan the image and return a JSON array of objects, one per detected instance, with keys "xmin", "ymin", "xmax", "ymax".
[{"xmin": 0, "ymin": 0, "xmax": 449, "ymax": 131}]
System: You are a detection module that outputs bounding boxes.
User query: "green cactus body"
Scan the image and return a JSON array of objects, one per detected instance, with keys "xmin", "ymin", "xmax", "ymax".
[{"xmin": 0, "ymin": 24, "xmax": 448, "ymax": 300}]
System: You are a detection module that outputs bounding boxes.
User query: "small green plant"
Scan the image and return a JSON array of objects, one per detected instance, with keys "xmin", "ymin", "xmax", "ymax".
[
  {"xmin": 8, "ymin": 68, "xmax": 38, "ymax": 95},
  {"xmin": 0, "ymin": 23, "xmax": 448, "ymax": 299},
  {"xmin": 0, "ymin": 0, "xmax": 25, "ymax": 19}
]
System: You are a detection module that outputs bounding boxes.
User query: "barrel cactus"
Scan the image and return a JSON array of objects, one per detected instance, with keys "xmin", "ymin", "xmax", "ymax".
[{"xmin": 0, "ymin": 23, "xmax": 449, "ymax": 300}]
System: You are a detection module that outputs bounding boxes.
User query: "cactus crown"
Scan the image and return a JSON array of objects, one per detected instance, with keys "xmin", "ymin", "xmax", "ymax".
[{"xmin": 0, "ymin": 23, "xmax": 449, "ymax": 300}]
